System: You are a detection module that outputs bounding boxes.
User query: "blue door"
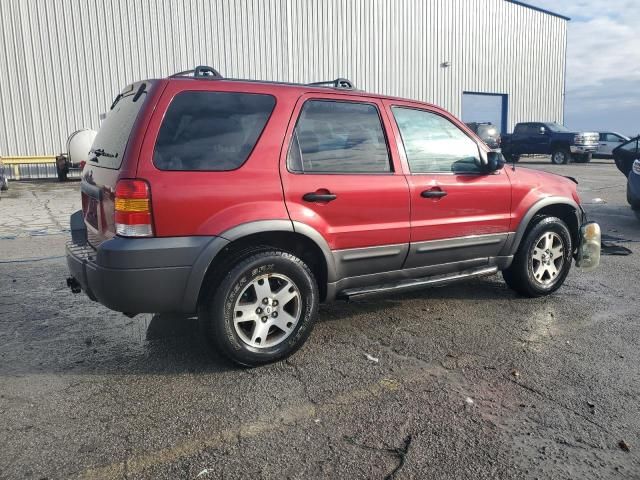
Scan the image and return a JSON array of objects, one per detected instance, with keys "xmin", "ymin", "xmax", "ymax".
[{"xmin": 462, "ymin": 92, "xmax": 508, "ymax": 134}]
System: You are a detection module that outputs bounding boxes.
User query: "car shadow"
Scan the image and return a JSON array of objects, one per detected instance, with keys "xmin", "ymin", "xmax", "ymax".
[{"xmin": 1, "ymin": 278, "xmax": 519, "ymax": 376}]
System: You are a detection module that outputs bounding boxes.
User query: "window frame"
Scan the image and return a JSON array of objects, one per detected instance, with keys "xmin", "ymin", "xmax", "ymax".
[
  {"xmin": 286, "ymin": 98, "xmax": 394, "ymax": 175},
  {"xmin": 152, "ymin": 90, "xmax": 277, "ymax": 172},
  {"xmin": 619, "ymin": 137, "xmax": 640, "ymax": 154},
  {"xmin": 606, "ymin": 133, "xmax": 625, "ymax": 143},
  {"xmin": 389, "ymin": 104, "xmax": 485, "ymax": 176}
]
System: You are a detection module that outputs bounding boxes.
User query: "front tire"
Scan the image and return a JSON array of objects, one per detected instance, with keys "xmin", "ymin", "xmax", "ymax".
[
  {"xmin": 200, "ymin": 250, "xmax": 319, "ymax": 366},
  {"xmin": 503, "ymin": 216, "xmax": 573, "ymax": 297},
  {"xmin": 551, "ymin": 148, "xmax": 570, "ymax": 165}
]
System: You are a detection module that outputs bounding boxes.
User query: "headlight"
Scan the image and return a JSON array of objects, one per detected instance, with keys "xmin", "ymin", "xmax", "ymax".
[{"xmin": 632, "ymin": 159, "xmax": 640, "ymax": 175}]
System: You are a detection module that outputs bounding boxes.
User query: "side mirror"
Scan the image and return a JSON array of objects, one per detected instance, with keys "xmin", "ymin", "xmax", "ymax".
[
  {"xmin": 487, "ymin": 151, "xmax": 505, "ymax": 172},
  {"xmin": 539, "ymin": 127, "xmax": 546, "ymax": 135}
]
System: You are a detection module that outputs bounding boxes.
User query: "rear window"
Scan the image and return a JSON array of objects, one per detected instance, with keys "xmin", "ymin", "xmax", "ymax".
[
  {"xmin": 153, "ymin": 91, "xmax": 276, "ymax": 171},
  {"xmin": 90, "ymin": 82, "xmax": 150, "ymax": 169}
]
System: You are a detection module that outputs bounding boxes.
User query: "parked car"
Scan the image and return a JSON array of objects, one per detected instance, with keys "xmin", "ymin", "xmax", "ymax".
[
  {"xmin": 628, "ymin": 160, "xmax": 640, "ymax": 214},
  {"xmin": 465, "ymin": 122, "xmax": 501, "ymax": 149},
  {"xmin": 66, "ymin": 66, "xmax": 601, "ymax": 366},
  {"xmin": 595, "ymin": 132, "xmax": 629, "ymax": 158},
  {"xmin": 501, "ymin": 122, "xmax": 599, "ymax": 164},
  {"xmin": 612, "ymin": 136, "xmax": 640, "ymax": 210},
  {"xmin": 0, "ymin": 156, "xmax": 8, "ymax": 191}
]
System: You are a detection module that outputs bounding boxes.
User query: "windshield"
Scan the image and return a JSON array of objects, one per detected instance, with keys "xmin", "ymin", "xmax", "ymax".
[
  {"xmin": 477, "ymin": 125, "xmax": 498, "ymax": 137},
  {"xmin": 545, "ymin": 122, "xmax": 570, "ymax": 133},
  {"xmin": 89, "ymin": 81, "xmax": 151, "ymax": 169}
]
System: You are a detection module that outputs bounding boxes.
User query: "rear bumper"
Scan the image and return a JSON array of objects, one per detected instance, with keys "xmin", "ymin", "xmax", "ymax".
[{"xmin": 66, "ymin": 211, "xmax": 227, "ymax": 314}]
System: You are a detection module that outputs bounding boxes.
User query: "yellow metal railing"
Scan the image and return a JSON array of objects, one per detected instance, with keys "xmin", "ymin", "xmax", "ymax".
[
  {"xmin": 2, "ymin": 155, "xmax": 57, "ymax": 165},
  {"xmin": 1, "ymin": 156, "xmax": 58, "ymax": 180}
]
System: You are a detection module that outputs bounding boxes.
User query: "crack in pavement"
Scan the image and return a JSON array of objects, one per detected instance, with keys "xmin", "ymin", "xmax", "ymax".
[
  {"xmin": 343, "ymin": 434, "xmax": 413, "ymax": 480},
  {"xmin": 79, "ymin": 367, "xmax": 439, "ymax": 479}
]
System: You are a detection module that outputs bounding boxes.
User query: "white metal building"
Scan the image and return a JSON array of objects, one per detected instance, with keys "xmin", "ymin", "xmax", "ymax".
[{"xmin": 0, "ymin": 0, "xmax": 568, "ymax": 160}]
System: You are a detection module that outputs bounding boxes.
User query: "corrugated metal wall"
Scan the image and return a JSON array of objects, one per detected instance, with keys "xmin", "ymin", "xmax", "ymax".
[{"xmin": 0, "ymin": 0, "xmax": 566, "ymax": 157}]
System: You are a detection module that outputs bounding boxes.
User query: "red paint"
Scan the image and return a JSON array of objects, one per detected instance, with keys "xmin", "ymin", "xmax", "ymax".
[{"xmin": 81, "ymin": 76, "xmax": 582, "ymax": 251}]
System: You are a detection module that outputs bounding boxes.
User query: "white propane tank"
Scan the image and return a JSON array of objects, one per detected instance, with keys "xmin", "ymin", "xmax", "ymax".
[{"xmin": 66, "ymin": 129, "xmax": 97, "ymax": 166}]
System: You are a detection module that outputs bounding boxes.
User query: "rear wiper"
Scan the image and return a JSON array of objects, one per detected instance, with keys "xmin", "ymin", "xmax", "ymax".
[
  {"xmin": 109, "ymin": 94, "xmax": 123, "ymax": 110},
  {"xmin": 90, "ymin": 148, "xmax": 118, "ymax": 159}
]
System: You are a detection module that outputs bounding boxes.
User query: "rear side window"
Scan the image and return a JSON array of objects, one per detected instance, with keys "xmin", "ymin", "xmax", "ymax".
[
  {"xmin": 154, "ymin": 91, "xmax": 275, "ymax": 171},
  {"xmin": 90, "ymin": 82, "xmax": 150, "ymax": 169},
  {"xmin": 287, "ymin": 100, "xmax": 391, "ymax": 173}
]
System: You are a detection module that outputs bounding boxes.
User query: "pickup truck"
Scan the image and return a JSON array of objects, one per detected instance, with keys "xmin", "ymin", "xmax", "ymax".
[{"xmin": 501, "ymin": 122, "xmax": 599, "ymax": 165}]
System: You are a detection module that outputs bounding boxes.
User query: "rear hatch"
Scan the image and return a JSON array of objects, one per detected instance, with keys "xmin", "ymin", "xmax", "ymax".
[{"xmin": 80, "ymin": 81, "xmax": 153, "ymax": 247}]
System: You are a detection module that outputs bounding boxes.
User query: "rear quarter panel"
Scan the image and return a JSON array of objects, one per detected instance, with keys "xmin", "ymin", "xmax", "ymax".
[{"xmin": 135, "ymin": 81, "xmax": 299, "ymax": 237}]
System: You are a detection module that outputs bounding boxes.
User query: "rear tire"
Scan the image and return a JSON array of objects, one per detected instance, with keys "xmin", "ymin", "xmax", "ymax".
[
  {"xmin": 199, "ymin": 249, "xmax": 319, "ymax": 367},
  {"xmin": 551, "ymin": 148, "xmax": 570, "ymax": 165},
  {"xmin": 503, "ymin": 216, "xmax": 573, "ymax": 297}
]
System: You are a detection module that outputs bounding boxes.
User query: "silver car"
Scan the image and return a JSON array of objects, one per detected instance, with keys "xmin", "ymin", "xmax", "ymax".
[{"xmin": 596, "ymin": 132, "xmax": 629, "ymax": 158}]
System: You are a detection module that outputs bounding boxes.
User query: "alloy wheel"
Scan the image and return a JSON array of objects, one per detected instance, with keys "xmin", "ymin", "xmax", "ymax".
[
  {"xmin": 552, "ymin": 151, "xmax": 567, "ymax": 165},
  {"xmin": 530, "ymin": 231, "xmax": 565, "ymax": 286},
  {"xmin": 233, "ymin": 273, "xmax": 302, "ymax": 348}
]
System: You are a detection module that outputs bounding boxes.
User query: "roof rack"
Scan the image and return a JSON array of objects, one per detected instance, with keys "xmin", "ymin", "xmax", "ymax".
[
  {"xmin": 168, "ymin": 67, "xmax": 355, "ymax": 90},
  {"xmin": 170, "ymin": 65, "xmax": 223, "ymax": 79},
  {"xmin": 308, "ymin": 78, "xmax": 355, "ymax": 90}
]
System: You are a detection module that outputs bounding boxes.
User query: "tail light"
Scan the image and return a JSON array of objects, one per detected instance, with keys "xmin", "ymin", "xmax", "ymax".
[
  {"xmin": 114, "ymin": 179, "xmax": 154, "ymax": 237},
  {"xmin": 79, "ymin": 160, "xmax": 86, "ymax": 170}
]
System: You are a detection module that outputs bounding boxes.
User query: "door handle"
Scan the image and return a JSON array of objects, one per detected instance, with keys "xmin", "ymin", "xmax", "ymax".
[
  {"xmin": 303, "ymin": 192, "xmax": 337, "ymax": 203},
  {"xmin": 421, "ymin": 189, "xmax": 447, "ymax": 199}
]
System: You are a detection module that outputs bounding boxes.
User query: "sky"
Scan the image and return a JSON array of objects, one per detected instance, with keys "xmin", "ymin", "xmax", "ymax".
[{"xmin": 527, "ymin": 0, "xmax": 639, "ymax": 136}]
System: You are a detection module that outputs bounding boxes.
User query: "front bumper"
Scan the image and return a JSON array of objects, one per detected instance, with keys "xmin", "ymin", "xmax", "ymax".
[
  {"xmin": 66, "ymin": 211, "xmax": 225, "ymax": 314},
  {"xmin": 570, "ymin": 144, "xmax": 598, "ymax": 154},
  {"xmin": 575, "ymin": 221, "xmax": 601, "ymax": 272}
]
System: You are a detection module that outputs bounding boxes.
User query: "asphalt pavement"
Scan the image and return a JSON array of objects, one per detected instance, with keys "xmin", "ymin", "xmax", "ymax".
[{"xmin": 1, "ymin": 158, "xmax": 639, "ymax": 479}]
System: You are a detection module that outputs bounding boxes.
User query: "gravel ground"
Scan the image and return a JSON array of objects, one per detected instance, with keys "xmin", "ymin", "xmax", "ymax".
[{"xmin": 1, "ymin": 159, "xmax": 639, "ymax": 479}]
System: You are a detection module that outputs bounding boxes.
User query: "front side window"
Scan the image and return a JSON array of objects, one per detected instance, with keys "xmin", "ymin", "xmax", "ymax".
[
  {"xmin": 391, "ymin": 107, "xmax": 481, "ymax": 174},
  {"xmin": 153, "ymin": 91, "xmax": 275, "ymax": 171},
  {"xmin": 287, "ymin": 100, "xmax": 391, "ymax": 173}
]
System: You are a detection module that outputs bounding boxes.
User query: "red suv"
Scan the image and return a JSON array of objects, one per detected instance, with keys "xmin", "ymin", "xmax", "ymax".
[{"xmin": 66, "ymin": 66, "xmax": 601, "ymax": 366}]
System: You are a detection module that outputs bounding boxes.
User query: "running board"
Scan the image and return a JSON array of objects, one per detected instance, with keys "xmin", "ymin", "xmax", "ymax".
[{"xmin": 338, "ymin": 266, "xmax": 499, "ymax": 300}]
